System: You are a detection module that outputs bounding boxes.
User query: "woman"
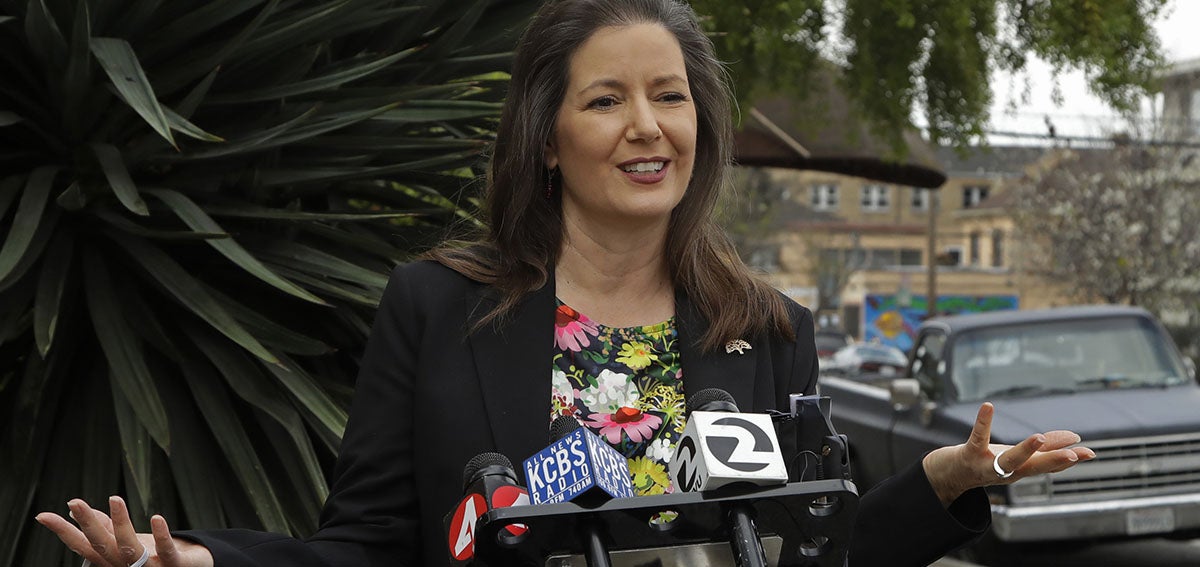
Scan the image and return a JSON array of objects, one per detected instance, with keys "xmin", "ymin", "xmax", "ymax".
[{"xmin": 36, "ymin": 0, "xmax": 1094, "ymax": 565}]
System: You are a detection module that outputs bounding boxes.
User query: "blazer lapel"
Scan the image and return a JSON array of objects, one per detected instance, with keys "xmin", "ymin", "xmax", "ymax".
[
  {"xmin": 675, "ymin": 292, "xmax": 760, "ymax": 411},
  {"xmin": 468, "ymin": 280, "xmax": 556, "ymax": 471}
]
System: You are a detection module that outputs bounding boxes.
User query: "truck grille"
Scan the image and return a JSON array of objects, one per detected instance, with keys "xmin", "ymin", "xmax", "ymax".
[{"xmin": 1036, "ymin": 432, "xmax": 1200, "ymax": 503}]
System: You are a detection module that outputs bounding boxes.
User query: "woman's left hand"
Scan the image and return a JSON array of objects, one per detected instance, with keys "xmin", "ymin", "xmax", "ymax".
[{"xmin": 922, "ymin": 401, "xmax": 1096, "ymax": 507}]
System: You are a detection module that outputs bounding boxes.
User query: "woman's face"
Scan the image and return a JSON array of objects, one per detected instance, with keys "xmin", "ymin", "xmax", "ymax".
[{"xmin": 546, "ymin": 23, "xmax": 698, "ymax": 230}]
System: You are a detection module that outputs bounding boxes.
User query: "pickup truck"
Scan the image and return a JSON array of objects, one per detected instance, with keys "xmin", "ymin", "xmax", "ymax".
[{"xmin": 819, "ymin": 305, "xmax": 1200, "ymax": 546}]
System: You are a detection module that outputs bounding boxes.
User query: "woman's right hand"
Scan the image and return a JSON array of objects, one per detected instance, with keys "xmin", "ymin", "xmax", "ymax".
[{"xmin": 35, "ymin": 496, "xmax": 213, "ymax": 567}]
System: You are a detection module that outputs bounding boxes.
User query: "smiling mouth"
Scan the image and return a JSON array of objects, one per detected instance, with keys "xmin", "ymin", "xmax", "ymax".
[{"xmin": 620, "ymin": 161, "xmax": 665, "ymax": 173}]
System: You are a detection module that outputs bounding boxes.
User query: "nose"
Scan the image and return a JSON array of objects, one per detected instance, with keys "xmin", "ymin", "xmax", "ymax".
[{"xmin": 624, "ymin": 97, "xmax": 662, "ymax": 143}]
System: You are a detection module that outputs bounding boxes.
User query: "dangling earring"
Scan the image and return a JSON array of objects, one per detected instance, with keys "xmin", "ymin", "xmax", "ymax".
[{"xmin": 545, "ymin": 167, "xmax": 557, "ymax": 199}]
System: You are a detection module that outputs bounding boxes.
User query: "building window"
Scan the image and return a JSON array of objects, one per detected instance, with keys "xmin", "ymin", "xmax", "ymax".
[
  {"xmin": 963, "ymin": 185, "xmax": 990, "ymax": 208},
  {"xmin": 811, "ymin": 183, "xmax": 839, "ymax": 211},
  {"xmin": 969, "ymin": 232, "xmax": 981, "ymax": 265},
  {"xmin": 991, "ymin": 229, "xmax": 1004, "ymax": 268},
  {"xmin": 1191, "ymin": 90, "xmax": 1200, "ymax": 137},
  {"xmin": 911, "ymin": 188, "xmax": 930, "ymax": 211},
  {"xmin": 860, "ymin": 184, "xmax": 890, "ymax": 212},
  {"xmin": 746, "ymin": 244, "xmax": 780, "ymax": 272},
  {"xmin": 900, "ymin": 249, "xmax": 923, "ymax": 266},
  {"xmin": 868, "ymin": 249, "xmax": 898, "ymax": 269},
  {"xmin": 941, "ymin": 246, "xmax": 963, "ymax": 266}
]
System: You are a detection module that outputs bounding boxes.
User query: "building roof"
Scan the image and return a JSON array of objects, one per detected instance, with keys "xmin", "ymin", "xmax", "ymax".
[
  {"xmin": 934, "ymin": 145, "xmax": 1049, "ymax": 178},
  {"xmin": 1162, "ymin": 56, "xmax": 1200, "ymax": 80},
  {"xmin": 734, "ymin": 67, "xmax": 948, "ymax": 189}
]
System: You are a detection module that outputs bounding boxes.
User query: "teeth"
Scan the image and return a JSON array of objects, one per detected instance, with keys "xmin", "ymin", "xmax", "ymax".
[{"xmin": 622, "ymin": 161, "xmax": 664, "ymax": 173}]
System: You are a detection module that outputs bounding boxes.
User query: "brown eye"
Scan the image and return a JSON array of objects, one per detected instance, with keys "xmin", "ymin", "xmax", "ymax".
[{"xmin": 587, "ymin": 96, "xmax": 618, "ymax": 109}]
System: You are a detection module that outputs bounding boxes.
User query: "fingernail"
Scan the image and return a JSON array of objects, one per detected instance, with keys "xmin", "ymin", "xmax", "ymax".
[
  {"xmin": 1067, "ymin": 452, "xmax": 1078, "ymax": 462},
  {"xmin": 1034, "ymin": 434, "xmax": 1046, "ymax": 444},
  {"xmin": 1084, "ymin": 449, "xmax": 1096, "ymax": 459}
]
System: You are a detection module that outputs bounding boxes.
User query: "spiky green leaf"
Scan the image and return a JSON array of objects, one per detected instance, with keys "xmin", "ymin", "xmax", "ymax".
[
  {"xmin": 33, "ymin": 231, "xmax": 73, "ymax": 356},
  {"xmin": 92, "ymin": 143, "xmax": 150, "ymax": 215},
  {"xmin": 148, "ymin": 189, "xmax": 326, "ymax": 304},
  {"xmin": 189, "ymin": 328, "xmax": 328, "ymax": 502},
  {"xmin": 90, "ymin": 37, "xmax": 176, "ymax": 147},
  {"xmin": 0, "ymin": 167, "xmax": 56, "ymax": 282},
  {"xmin": 108, "ymin": 232, "xmax": 281, "ymax": 365},
  {"xmin": 179, "ymin": 348, "xmax": 289, "ymax": 532},
  {"xmin": 112, "ymin": 383, "xmax": 155, "ymax": 512},
  {"xmin": 83, "ymin": 252, "xmax": 171, "ymax": 451},
  {"xmin": 211, "ymin": 47, "xmax": 422, "ymax": 104}
]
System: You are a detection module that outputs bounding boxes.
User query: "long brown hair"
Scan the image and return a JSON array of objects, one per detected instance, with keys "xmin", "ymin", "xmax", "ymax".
[{"xmin": 427, "ymin": 0, "xmax": 794, "ymax": 351}]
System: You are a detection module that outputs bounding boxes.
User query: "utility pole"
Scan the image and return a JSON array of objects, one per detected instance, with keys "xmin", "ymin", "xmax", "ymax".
[{"xmin": 926, "ymin": 189, "xmax": 939, "ymax": 318}]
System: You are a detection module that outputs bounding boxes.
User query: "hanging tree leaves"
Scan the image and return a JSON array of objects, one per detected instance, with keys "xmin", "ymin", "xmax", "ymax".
[{"xmin": 691, "ymin": 0, "xmax": 1170, "ymax": 149}]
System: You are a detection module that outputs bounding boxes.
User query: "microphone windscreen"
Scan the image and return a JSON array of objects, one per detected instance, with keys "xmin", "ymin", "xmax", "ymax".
[
  {"xmin": 687, "ymin": 388, "xmax": 739, "ymax": 414},
  {"xmin": 549, "ymin": 414, "xmax": 582, "ymax": 443},
  {"xmin": 463, "ymin": 452, "xmax": 514, "ymax": 488}
]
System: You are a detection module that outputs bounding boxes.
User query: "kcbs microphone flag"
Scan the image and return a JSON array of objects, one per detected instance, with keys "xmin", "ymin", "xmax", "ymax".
[{"xmin": 522, "ymin": 425, "xmax": 636, "ymax": 505}]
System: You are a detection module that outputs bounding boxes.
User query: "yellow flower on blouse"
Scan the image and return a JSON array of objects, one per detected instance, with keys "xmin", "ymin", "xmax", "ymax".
[
  {"xmin": 628, "ymin": 456, "xmax": 670, "ymax": 496},
  {"xmin": 616, "ymin": 341, "xmax": 658, "ymax": 371}
]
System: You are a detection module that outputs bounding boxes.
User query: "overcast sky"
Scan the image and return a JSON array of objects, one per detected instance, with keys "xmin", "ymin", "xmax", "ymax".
[{"xmin": 988, "ymin": 0, "xmax": 1200, "ymax": 141}]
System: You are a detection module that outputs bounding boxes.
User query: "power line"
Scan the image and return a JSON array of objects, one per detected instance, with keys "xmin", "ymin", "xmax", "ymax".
[{"xmin": 986, "ymin": 130, "xmax": 1200, "ymax": 148}]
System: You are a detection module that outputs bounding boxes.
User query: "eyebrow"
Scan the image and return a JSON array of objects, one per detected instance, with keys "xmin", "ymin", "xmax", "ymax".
[{"xmin": 576, "ymin": 74, "xmax": 688, "ymax": 96}]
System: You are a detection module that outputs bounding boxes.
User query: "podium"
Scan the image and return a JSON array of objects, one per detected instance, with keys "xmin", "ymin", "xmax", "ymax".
[{"xmin": 472, "ymin": 479, "xmax": 858, "ymax": 566}]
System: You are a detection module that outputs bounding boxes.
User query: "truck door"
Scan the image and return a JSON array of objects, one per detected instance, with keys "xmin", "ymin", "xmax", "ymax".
[{"xmin": 890, "ymin": 330, "xmax": 966, "ymax": 471}]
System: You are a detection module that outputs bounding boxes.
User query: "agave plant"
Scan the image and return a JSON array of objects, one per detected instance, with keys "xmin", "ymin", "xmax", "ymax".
[{"xmin": 0, "ymin": 0, "xmax": 535, "ymax": 563}]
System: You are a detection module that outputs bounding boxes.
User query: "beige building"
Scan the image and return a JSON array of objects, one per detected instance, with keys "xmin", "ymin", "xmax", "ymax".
[
  {"xmin": 1159, "ymin": 56, "xmax": 1200, "ymax": 142},
  {"xmin": 752, "ymin": 146, "xmax": 1075, "ymax": 340}
]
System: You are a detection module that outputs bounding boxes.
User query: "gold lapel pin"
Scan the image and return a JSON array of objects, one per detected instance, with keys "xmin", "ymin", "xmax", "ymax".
[{"xmin": 725, "ymin": 339, "xmax": 751, "ymax": 355}]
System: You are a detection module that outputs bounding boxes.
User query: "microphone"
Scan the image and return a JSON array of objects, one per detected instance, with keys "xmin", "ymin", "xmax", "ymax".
[
  {"xmin": 522, "ymin": 415, "xmax": 636, "ymax": 505},
  {"xmin": 444, "ymin": 452, "xmax": 530, "ymax": 564},
  {"xmin": 523, "ymin": 416, "xmax": 635, "ymax": 567},
  {"xmin": 669, "ymin": 388, "xmax": 787, "ymax": 567},
  {"xmin": 668, "ymin": 388, "xmax": 788, "ymax": 492}
]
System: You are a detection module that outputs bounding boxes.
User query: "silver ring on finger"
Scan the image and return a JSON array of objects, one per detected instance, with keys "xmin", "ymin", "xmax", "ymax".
[{"xmin": 993, "ymin": 448, "xmax": 1015, "ymax": 479}]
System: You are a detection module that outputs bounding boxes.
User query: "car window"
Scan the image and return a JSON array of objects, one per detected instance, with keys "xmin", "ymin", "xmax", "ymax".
[
  {"xmin": 910, "ymin": 332, "xmax": 946, "ymax": 398},
  {"xmin": 951, "ymin": 316, "xmax": 1188, "ymax": 402}
]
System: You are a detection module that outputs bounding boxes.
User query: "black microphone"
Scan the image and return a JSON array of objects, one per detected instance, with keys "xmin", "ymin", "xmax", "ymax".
[
  {"xmin": 524, "ymin": 415, "xmax": 634, "ymax": 567},
  {"xmin": 670, "ymin": 388, "xmax": 784, "ymax": 567},
  {"xmin": 444, "ymin": 452, "xmax": 530, "ymax": 564}
]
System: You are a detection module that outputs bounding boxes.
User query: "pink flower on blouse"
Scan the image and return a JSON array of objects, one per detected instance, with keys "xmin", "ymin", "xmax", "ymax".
[
  {"xmin": 554, "ymin": 303, "xmax": 599, "ymax": 352},
  {"xmin": 584, "ymin": 406, "xmax": 663, "ymax": 444}
]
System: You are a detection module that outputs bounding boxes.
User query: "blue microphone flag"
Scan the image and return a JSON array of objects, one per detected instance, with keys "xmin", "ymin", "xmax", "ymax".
[{"xmin": 523, "ymin": 425, "xmax": 636, "ymax": 504}]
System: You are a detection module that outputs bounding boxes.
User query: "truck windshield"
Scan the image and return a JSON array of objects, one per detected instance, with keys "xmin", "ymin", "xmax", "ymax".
[{"xmin": 951, "ymin": 316, "xmax": 1189, "ymax": 402}]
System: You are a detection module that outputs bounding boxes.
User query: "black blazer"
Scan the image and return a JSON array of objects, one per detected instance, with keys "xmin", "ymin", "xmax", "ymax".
[{"xmin": 181, "ymin": 261, "xmax": 988, "ymax": 567}]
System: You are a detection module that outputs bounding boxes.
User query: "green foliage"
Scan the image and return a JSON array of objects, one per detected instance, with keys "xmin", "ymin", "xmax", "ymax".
[
  {"xmin": 691, "ymin": 0, "xmax": 1168, "ymax": 150},
  {"xmin": 0, "ymin": 0, "xmax": 533, "ymax": 564}
]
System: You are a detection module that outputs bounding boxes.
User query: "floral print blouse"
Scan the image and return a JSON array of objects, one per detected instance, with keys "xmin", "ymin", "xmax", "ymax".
[{"xmin": 551, "ymin": 300, "xmax": 686, "ymax": 496}]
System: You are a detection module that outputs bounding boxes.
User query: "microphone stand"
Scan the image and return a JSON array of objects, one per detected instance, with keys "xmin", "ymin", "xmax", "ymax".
[
  {"xmin": 579, "ymin": 518, "xmax": 613, "ymax": 567},
  {"xmin": 727, "ymin": 502, "xmax": 768, "ymax": 567}
]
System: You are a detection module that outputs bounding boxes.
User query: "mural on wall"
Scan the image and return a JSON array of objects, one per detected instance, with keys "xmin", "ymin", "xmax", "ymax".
[{"xmin": 864, "ymin": 294, "xmax": 1019, "ymax": 352}]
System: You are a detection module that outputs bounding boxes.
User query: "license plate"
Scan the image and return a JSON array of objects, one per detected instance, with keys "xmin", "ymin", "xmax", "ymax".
[{"xmin": 1125, "ymin": 507, "xmax": 1175, "ymax": 535}]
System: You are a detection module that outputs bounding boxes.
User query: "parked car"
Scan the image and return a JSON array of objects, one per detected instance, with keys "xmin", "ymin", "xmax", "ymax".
[
  {"xmin": 815, "ymin": 328, "xmax": 853, "ymax": 362},
  {"xmin": 819, "ymin": 305, "xmax": 1200, "ymax": 551},
  {"xmin": 821, "ymin": 342, "xmax": 909, "ymax": 379}
]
